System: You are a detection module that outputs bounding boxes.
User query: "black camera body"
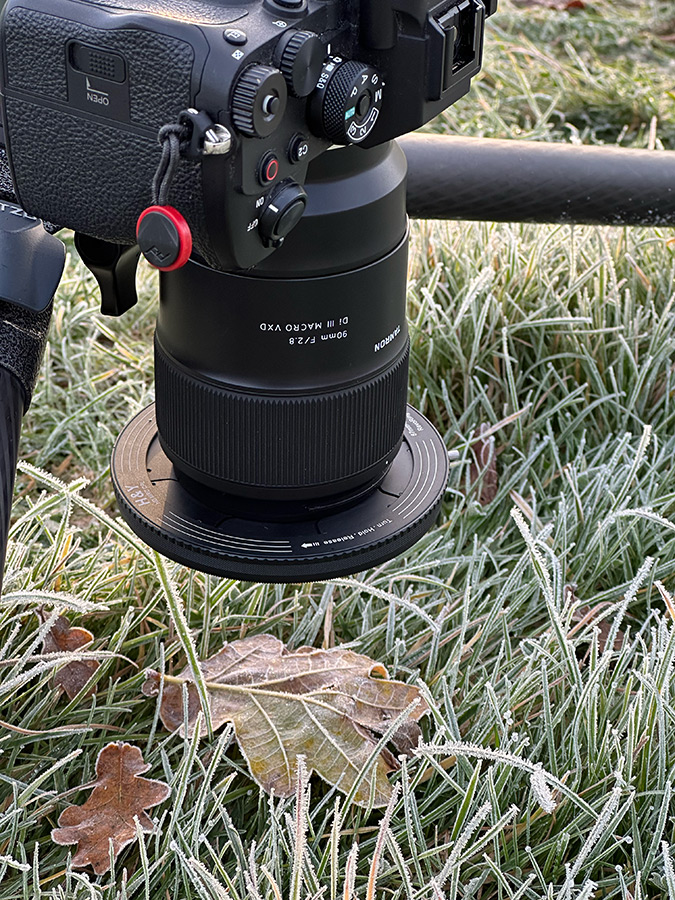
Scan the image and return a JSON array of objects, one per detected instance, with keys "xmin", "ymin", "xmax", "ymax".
[{"xmin": 0, "ymin": 0, "xmax": 494, "ymax": 271}]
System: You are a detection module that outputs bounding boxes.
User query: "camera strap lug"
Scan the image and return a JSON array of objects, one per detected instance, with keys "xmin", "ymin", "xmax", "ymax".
[
  {"xmin": 178, "ymin": 109, "xmax": 233, "ymax": 161},
  {"xmin": 137, "ymin": 110, "xmax": 232, "ymax": 273}
]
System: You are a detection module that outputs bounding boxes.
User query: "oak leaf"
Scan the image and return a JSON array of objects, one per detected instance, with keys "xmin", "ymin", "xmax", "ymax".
[
  {"xmin": 51, "ymin": 742, "xmax": 171, "ymax": 875},
  {"xmin": 142, "ymin": 635, "xmax": 428, "ymax": 807},
  {"xmin": 40, "ymin": 612, "xmax": 99, "ymax": 699}
]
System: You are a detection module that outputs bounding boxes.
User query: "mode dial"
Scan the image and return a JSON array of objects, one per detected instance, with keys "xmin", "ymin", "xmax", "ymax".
[
  {"xmin": 274, "ymin": 30, "xmax": 325, "ymax": 97},
  {"xmin": 308, "ymin": 58, "xmax": 384, "ymax": 145},
  {"xmin": 232, "ymin": 65, "xmax": 288, "ymax": 138}
]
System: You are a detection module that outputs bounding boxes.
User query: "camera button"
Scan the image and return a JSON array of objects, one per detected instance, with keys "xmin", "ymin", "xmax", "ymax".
[
  {"xmin": 259, "ymin": 181, "xmax": 308, "ymax": 247},
  {"xmin": 259, "ymin": 152, "xmax": 281, "ymax": 186},
  {"xmin": 224, "ymin": 28, "xmax": 248, "ymax": 46},
  {"xmin": 356, "ymin": 94, "xmax": 372, "ymax": 118},
  {"xmin": 262, "ymin": 95, "xmax": 282, "ymax": 117},
  {"xmin": 232, "ymin": 65, "xmax": 288, "ymax": 137},
  {"xmin": 288, "ymin": 134, "xmax": 310, "ymax": 165}
]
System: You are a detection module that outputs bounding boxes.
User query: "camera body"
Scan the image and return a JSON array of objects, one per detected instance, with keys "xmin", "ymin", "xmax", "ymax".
[{"xmin": 0, "ymin": 0, "xmax": 494, "ymax": 271}]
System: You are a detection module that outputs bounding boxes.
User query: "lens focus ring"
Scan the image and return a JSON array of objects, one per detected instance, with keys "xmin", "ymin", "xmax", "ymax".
[{"xmin": 155, "ymin": 337, "xmax": 409, "ymax": 494}]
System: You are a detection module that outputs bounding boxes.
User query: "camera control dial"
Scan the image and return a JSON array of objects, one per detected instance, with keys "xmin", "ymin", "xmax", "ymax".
[
  {"xmin": 258, "ymin": 181, "xmax": 308, "ymax": 248},
  {"xmin": 308, "ymin": 58, "xmax": 384, "ymax": 144},
  {"xmin": 232, "ymin": 65, "xmax": 288, "ymax": 137},
  {"xmin": 274, "ymin": 30, "xmax": 325, "ymax": 98}
]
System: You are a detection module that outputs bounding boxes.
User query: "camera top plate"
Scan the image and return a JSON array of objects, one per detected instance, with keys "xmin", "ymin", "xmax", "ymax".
[{"xmin": 81, "ymin": 0, "xmax": 252, "ymax": 25}]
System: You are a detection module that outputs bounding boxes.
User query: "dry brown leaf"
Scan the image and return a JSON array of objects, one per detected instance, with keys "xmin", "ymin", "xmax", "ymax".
[
  {"xmin": 469, "ymin": 423, "xmax": 499, "ymax": 506},
  {"xmin": 51, "ymin": 742, "xmax": 170, "ymax": 875},
  {"xmin": 40, "ymin": 612, "xmax": 99, "ymax": 699},
  {"xmin": 142, "ymin": 635, "xmax": 428, "ymax": 807}
]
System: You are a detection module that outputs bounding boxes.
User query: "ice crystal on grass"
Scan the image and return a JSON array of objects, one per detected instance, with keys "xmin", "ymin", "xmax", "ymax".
[
  {"xmin": 570, "ymin": 777, "xmax": 625, "ymax": 879},
  {"xmin": 662, "ymin": 842, "xmax": 675, "ymax": 898},
  {"xmin": 575, "ymin": 880, "xmax": 598, "ymax": 900},
  {"xmin": 434, "ymin": 802, "xmax": 491, "ymax": 885},
  {"xmin": 510, "ymin": 508, "xmax": 555, "ymax": 604},
  {"xmin": 417, "ymin": 742, "xmax": 559, "ymax": 813},
  {"xmin": 530, "ymin": 765, "xmax": 557, "ymax": 815}
]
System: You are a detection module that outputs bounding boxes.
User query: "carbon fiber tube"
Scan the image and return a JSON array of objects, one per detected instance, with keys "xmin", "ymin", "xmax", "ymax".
[
  {"xmin": 0, "ymin": 368, "xmax": 24, "ymax": 592},
  {"xmin": 399, "ymin": 134, "xmax": 675, "ymax": 226}
]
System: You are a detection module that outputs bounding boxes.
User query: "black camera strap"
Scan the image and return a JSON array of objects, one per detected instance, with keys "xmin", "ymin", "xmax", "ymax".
[
  {"xmin": 150, "ymin": 109, "xmax": 230, "ymax": 206},
  {"xmin": 151, "ymin": 122, "xmax": 187, "ymax": 207},
  {"xmin": 137, "ymin": 119, "xmax": 193, "ymax": 272}
]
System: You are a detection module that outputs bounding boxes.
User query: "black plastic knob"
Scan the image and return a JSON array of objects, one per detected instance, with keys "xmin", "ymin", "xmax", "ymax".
[
  {"xmin": 265, "ymin": 0, "xmax": 306, "ymax": 10},
  {"xmin": 275, "ymin": 30, "xmax": 325, "ymax": 97},
  {"xmin": 232, "ymin": 65, "xmax": 288, "ymax": 138},
  {"xmin": 258, "ymin": 181, "xmax": 308, "ymax": 248},
  {"xmin": 308, "ymin": 58, "xmax": 384, "ymax": 145}
]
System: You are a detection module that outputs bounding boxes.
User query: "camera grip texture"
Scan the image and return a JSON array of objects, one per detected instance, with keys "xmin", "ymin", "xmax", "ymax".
[
  {"xmin": 3, "ymin": 7, "xmax": 217, "ymax": 257},
  {"xmin": 6, "ymin": 99, "xmax": 214, "ymax": 260},
  {"xmin": 4, "ymin": 9, "xmax": 194, "ymax": 127}
]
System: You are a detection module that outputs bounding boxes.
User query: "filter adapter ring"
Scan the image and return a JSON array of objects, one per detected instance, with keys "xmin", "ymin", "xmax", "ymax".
[{"xmin": 112, "ymin": 403, "xmax": 448, "ymax": 582}]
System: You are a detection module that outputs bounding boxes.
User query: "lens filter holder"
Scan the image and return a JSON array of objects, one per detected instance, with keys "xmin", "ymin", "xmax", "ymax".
[{"xmin": 112, "ymin": 404, "xmax": 449, "ymax": 582}]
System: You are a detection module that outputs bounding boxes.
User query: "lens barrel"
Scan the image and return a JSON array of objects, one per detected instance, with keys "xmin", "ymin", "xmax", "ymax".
[
  {"xmin": 155, "ymin": 143, "xmax": 410, "ymax": 508},
  {"xmin": 113, "ymin": 142, "xmax": 450, "ymax": 581}
]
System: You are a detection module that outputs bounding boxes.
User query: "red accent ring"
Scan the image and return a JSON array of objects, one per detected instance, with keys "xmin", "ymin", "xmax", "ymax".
[{"xmin": 136, "ymin": 205, "xmax": 193, "ymax": 272}]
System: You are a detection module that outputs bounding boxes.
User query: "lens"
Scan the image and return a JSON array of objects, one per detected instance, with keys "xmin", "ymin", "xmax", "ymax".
[
  {"xmin": 155, "ymin": 143, "xmax": 410, "ymax": 512},
  {"xmin": 112, "ymin": 143, "xmax": 449, "ymax": 581}
]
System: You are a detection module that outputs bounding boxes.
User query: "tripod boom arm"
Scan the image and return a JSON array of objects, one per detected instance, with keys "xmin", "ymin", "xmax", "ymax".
[
  {"xmin": 400, "ymin": 134, "xmax": 675, "ymax": 227},
  {"xmin": 3, "ymin": 137, "xmax": 675, "ymax": 229}
]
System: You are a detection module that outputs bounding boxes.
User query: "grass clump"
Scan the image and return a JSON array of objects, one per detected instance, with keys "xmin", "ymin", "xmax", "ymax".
[{"xmin": 3, "ymin": 1, "xmax": 675, "ymax": 898}]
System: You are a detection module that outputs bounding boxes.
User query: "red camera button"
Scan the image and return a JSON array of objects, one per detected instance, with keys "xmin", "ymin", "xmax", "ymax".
[{"xmin": 259, "ymin": 152, "xmax": 280, "ymax": 186}]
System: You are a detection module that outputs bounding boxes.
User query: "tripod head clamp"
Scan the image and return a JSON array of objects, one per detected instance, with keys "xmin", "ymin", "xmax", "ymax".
[{"xmin": 0, "ymin": 203, "xmax": 64, "ymax": 316}]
